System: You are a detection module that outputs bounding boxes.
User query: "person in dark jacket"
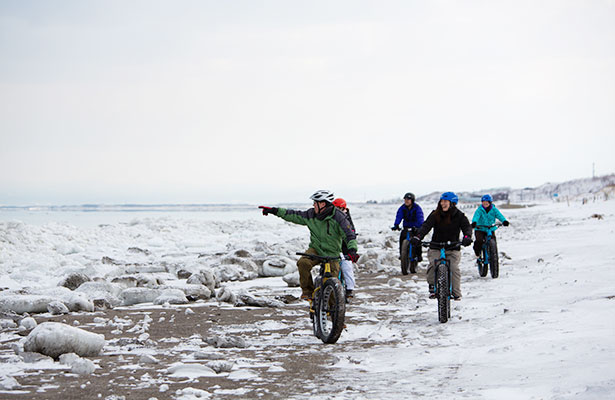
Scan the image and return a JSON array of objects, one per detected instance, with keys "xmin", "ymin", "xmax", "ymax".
[
  {"xmin": 332, "ymin": 197, "xmax": 357, "ymax": 299},
  {"xmin": 259, "ymin": 190, "xmax": 359, "ymax": 300},
  {"xmin": 411, "ymin": 192, "xmax": 472, "ymax": 300},
  {"xmin": 391, "ymin": 192, "xmax": 424, "ymax": 261}
]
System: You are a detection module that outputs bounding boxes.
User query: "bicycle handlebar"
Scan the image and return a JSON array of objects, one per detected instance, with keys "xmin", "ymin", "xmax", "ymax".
[
  {"xmin": 420, "ymin": 241, "xmax": 462, "ymax": 249},
  {"xmin": 475, "ymin": 223, "xmax": 502, "ymax": 230},
  {"xmin": 296, "ymin": 252, "xmax": 341, "ymax": 262}
]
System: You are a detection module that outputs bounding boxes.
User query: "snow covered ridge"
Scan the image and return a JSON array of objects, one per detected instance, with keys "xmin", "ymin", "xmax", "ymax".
[{"xmin": 415, "ymin": 173, "xmax": 615, "ymax": 204}]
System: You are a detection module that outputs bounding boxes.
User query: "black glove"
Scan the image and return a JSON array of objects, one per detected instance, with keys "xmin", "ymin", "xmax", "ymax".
[
  {"xmin": 471, "ymin": 221, "xmax": 477, "ymax": 228},
  {"xmin": 347, "ymin": 249, "xmax": 360, "ymax": 263},
  {"xmin": 503, "ymin": 220, "xmax": 510, "ymax": 226},
  {"xmin": 410, "ymin": 236, "xmax": 421, "ymax": 246},
  {"xmin": 462, "ymin": 235, "xmax": 472, "ymax": 246},
  {"xmin": 258, "ymin": 206, "xmax": 278, "ymax": 216},
  {"xmin": 391, "ymin": 225, "xmax": 400, "ymax": 231}
]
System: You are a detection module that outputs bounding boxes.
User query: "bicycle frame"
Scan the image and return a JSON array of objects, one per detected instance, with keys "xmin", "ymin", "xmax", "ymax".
[
  {"xmin": 434, "ymin": 247, "xmax": 451, "ymax": 299},
  {"xmin": 404, "ymin": 229, "xmax": 418, "ymax": 263},
  {"xmin": 476, "ymin": 224, "xmax": 500, "ymax": 266},
  {"xmin": 296, "ymin": 252, "xmax": 345, "ymax": 343},
  {"xmin": 421, "ymin": 241, "xmax": 460, "ymax": 323}
]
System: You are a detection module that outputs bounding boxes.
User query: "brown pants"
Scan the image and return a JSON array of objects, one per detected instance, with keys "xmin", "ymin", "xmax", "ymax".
[
  {"xmin": 427, "ymin": 249, "xmax": 461, "ymax": 298},
  {"xmin": 297, "ymin": 248, "xmax": 340, "ymax": 297}
]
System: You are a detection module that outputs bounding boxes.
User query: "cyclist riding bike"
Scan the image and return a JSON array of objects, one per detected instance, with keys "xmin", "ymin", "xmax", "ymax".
[
  {"xmin": 411, "ymin": 192, "xmax": 472, "ymax": 300},
  {"xmin": 259, "ymin": 190, "xmax": 359, "ymax": 301},
  {"xmin": 391, "ymin": 192, "xmax": 424, "ymax": 262},
  {"xmin": 332, "ymin": 197, "xmax": 357, "ymax": 300},
  {"xmin": 471, "ymin": 194, "xmax": 509, "ymax": 257}
]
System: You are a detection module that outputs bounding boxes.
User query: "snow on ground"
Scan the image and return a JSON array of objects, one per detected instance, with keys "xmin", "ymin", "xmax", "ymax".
[
  {"xmin": 0, "ymin": 199, "xmax": 614, "ymax": 399},
  {"xmin": 326, "ymin": 200, "xmax": 615, "ymax": 399}
]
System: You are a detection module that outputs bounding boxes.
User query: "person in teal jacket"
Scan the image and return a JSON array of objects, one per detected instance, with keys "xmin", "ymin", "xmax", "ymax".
[
  {"xmin": 259, "ymin": 190, "xmax": 359, "ymax": 300},
  {"xmin": 471, "ymin": 194, "xmax": 509, "ymax": 256}
]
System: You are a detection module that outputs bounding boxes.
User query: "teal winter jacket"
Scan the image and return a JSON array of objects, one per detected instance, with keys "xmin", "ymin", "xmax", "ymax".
[{"xmin": 472, "ymin": 205, "xmax": 507, "ymax": 232}]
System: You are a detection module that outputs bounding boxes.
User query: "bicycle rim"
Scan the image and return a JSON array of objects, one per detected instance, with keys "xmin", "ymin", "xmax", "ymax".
[
  {"xmin": 316, "ymin": 278, "xmax": 346, "ymax": 344},
  {"xmin": 437, "ymin": 265, "xmax": 449, "ymax": 323}
]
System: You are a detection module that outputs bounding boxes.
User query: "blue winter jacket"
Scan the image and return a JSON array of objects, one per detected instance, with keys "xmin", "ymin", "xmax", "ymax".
[
  {"xmin": 394, "ymin": 203, "xmax": 424, "ymax": 229},
  {"xmin": 472, "ymin": 205, "xmax": 507, "ymax": 232}
]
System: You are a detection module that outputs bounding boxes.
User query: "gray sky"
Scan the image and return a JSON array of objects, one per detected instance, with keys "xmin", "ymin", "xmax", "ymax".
[{"xmin": 1, "ymin": 0, "xmax": 614, "ymax": 205}]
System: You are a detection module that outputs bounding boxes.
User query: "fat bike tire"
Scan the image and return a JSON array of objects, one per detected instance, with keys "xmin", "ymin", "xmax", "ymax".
[
  {"xmin": 437, "ymin": 264, "xmax": 449, "ymax": 323},
  {"xmin": 489, "ymin": 240, "xmax": 499, "ymax": 279},
  {"xmin": 316, "ymin": 278, "xmax": 346, "ymax": 344},
  {"xmin": 410, "ymin": 260, "xmax": 418, "ymax": 274},
  {"xmin": 478, "ymin": 254, "xmax": 488, "ymax": 277},
  {"xmin": 401, "ymin": 240, "xmax": 410, "ymax": 275}
]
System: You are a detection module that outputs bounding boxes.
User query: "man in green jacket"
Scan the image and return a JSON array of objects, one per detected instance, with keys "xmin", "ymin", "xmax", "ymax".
[{"xmin": 260, "ymin": 190, "xmax": 359, "ymax": 300}]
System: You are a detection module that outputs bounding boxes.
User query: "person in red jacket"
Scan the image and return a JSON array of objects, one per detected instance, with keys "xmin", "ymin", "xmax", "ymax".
[{"xmin": 332, "ymin": 197, "xmax": 357, "ymax": 300}]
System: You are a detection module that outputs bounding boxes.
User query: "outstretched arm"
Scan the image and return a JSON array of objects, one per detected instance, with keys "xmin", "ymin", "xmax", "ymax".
[{"xmin": 275, "ymin": 208, "xmax": 314, "ymax": 226}]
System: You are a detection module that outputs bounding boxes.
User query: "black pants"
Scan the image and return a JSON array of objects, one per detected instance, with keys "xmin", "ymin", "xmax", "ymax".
[
  {"xmin": 473, "ymin": 230, "xmax": 496, "ymax": 257},
  {"xmin": 400, "ymin": 228, "xmax": 422, "ymax": 261}
]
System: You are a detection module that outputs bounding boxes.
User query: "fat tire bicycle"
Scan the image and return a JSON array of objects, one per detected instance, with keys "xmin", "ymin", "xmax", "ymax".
[
  {"xmin": 420, "ymin": 241, "xmax": 461, "ymax": 324},
  {"xmin": 400, "ymin": 228, "xmax": 420, "ymax": 275},
  {"xmin": 475, "ymin": 224, "xmax": 502, "ymax": 278},
  {"xmin": 296, "ymin": 252, "xmax": 346, "ymax": 344}
]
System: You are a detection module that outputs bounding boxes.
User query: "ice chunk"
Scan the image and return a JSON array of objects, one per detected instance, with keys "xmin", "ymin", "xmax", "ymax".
[
  {"xmin": 120, "ymin": 287, "xmax": 162, "ymax": 306},
  {"xmin": 23, "ymin": 322, "xmax": 105, "ymax": 359},
  {"xmin": 0, "ymin": 295, "xmax": 57, "ymax": 314},
  {"xmin": 47, "ymin": 301, "xmax": 69, "ymax": 315},
  {"xmin": 153, "ymin": 289, "xmax": 188, "ymax": 305}
]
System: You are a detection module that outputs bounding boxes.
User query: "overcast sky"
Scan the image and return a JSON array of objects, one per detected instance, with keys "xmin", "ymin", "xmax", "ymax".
[{"xmin": 1, "ymin": 0, "xmax": 614, "ymax": 205}]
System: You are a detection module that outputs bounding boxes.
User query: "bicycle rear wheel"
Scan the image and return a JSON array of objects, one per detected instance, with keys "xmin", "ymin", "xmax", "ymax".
[
  {"xmin": 401, "ymin": 240, "xmax": 410, "ymax": 275},
  {"xmin": 316, "ymin": 278, "xmax": 346, "ymax": 344},
  {"xmin": 409, "ymin": 244, "xmax": 418, "ymax": 274},
  {"xmin": 436, "ymin": 264, "xmax": 449, "ymax": 323},
  {"xmin": 488, "ymin": 240, "xmax": 499, "ymax": 279}
]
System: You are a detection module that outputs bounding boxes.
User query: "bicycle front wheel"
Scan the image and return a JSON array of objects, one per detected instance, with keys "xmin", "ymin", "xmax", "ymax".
[
  {"xmin": 488, "ymin": 240, "xmax": 499, "ymax": 279},
  {"xmin": 478, "ymin": 249, "xmax": 488, "ymax": 277},
  {"xmin": 436, "ymin": 264, "xmax": 449, "ymax": 323},
  {"xmin": 316, "ymin": 278, "xmax": 346, "ymax": 344}
]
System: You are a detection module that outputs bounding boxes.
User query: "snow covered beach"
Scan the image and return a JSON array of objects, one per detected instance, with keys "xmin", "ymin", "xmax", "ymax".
[{"xmin": 1, "ymin": 199, "xmax": 614, "ymax": 399}]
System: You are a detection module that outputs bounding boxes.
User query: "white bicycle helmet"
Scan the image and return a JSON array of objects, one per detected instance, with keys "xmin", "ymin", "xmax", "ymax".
[{"xmin": 310, "ymin": 190, "xmax": 335, "ymax": 203}]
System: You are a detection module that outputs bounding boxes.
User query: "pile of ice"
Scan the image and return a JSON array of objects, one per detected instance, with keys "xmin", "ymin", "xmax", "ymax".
[{"xmin": 0, "ymin": 214, "xmax": 320, "ymax": 314}]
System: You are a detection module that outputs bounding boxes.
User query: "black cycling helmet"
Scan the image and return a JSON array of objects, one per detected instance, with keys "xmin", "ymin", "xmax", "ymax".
[{"xmin": 403, "ymin": 192, "xmax": 415, "ymax": 201}]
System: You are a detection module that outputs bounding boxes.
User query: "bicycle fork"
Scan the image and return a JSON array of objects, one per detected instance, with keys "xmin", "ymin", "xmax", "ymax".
[
  {"xmin": 434, "ymin": 249, "xmax": 452, "ymax": 299},
  {"xmin": 310, "ymin": 262, "xmax": 333, "ymax": 314}
]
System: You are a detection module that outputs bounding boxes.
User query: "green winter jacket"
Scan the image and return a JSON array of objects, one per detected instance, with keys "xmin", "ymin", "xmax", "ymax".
[{"xmin": 273, "ymin": 206, "xmax": 358, "ymax": 257}]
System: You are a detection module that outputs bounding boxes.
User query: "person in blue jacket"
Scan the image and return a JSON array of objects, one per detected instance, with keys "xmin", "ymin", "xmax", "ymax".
[
  {"xmin": 471, "ymin": 194, "xmax": 509, "ymax": 257},
  {"xmin": 391, "ymin": 192, "xmax": 424, "ymax": 261}
]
